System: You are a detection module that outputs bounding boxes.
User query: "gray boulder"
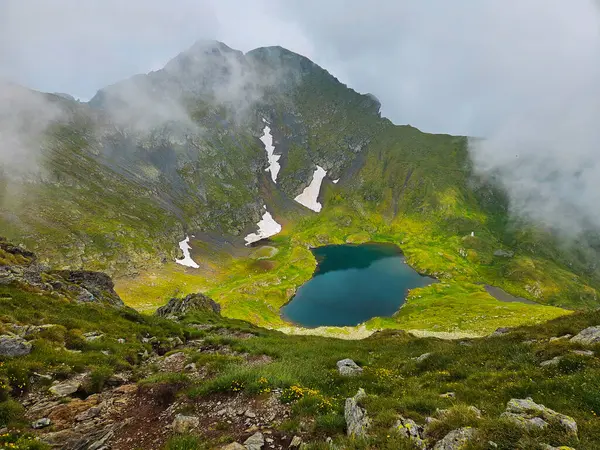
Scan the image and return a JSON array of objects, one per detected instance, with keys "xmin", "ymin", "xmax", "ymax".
[
  {"xmin": 493, "ymin": 249, "xmax": 514, "ymax": 258},
  {"xmin": 337, "ymin": 358, "xmax": 363, "ymax": 376},
  {"xmin": 0, "ymin": 335, "xmax": 32, "ymax": 357},
  {"xmin": 32, "ymin": 418, "xmax": 51, "ymax": 429},
  {"xmin": 570, "ymin": 326, "xmax": 600, "ymax": 345},
  {"xmin": 172, "ymin": 414, "xmax": 200, "ymax": 433},
  {"xmin": 501, "ymin": 398, "xmax": 577, "ymax": 437},
  {"xmin": 244, "ymin": 431, "xmax": 264, "ymax": 450},
  {"xmin": 49, "ymin": 378, "xmax": 82, "ymax": 397},
  {"xmin": 345, "ymin": 388, "xmax": 370, "ymax": 437},
  {"xmin": 156, "ymin": 293, "xmax": 221, "ymax": 317},
  {"xmin": 433, "ymin": 427, "xmax": 477, "ymax": 450},
  {"xmin": 393, "ymin": 416, "xmax": 426, "ymax": 449},
  {"xmin": 221, "ymin": 444, "xmax": 245, "ymax": 450},
  {"xmin": 414, "ymin": 352, "xmax": 432, "ymax": 363},
  {"xmin": 540, "ymin": 356, "xmax": 563, "ymax": 367}
]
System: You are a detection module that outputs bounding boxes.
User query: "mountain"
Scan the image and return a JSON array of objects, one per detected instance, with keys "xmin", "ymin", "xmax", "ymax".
[
  {"xmin": 2, "ymin": 39, "xmax": 600, "ymax": 449},
  {"xmin": 1, "ymin": 40, "xmax": 599, "ymax": 332}
]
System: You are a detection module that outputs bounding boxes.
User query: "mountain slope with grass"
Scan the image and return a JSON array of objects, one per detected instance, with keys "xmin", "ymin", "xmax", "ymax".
[
  {"xmin": 0, "ymin": 242, "xmax": 599, "ymax": 449},
  {"xmin": 1, "ymin": 40, "xmax": 599, "ymax": 336}
]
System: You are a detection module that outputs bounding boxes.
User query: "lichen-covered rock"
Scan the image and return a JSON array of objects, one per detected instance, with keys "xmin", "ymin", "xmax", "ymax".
[
  {"xmin": 540, "ymin": 356, "xmax": 563, "ymax": 367},
  {"xmin": 49, "ymin": 378, "xmax": 83, "ymax": 397},
  {"xmin": 220, "ymin": 443, "xmax": 245, "ymax": 450},
  {"xmin": 172, "ymin": 414, "xmax": 200, "ymax": 433},
  {"xmin": 156, "ymin": 293, "xmax": 221, "ymax": 318},
  {"xmin": 337, "ymin": 358, "xmax": 363, "ymax": 376},
  {"xmin": 501, "ymin": 398, "xmax": 577, "ymax": 437},
  {"xmin": 433, "ymin": 427, "xmax": 477, "ymax": 450},
  {"xmin": 393, "ymin": 416, "xmax": 426, "ymax": 449},
  {"xmin": 0, "ymin": 335, "xmax": 32, "ymax": 357},
  {"xmin": 243, "ymin": 431, "xmax": 265, "ymax": 450},
  {"xmin": 414, "ymin": 352, "xmax": 432, "ymax": 363},
  {"xmin": 345, "ymin": 388, "xmax": 370, "ymax": 437},
  {"xmin": 570, "ymin": 326, "xmax": 600, "ymax": 346}
]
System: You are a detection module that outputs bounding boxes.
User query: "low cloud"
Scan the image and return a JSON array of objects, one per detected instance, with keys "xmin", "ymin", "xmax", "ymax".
[{"xmin": 0, "ymin": 82, "xmax": 66, "ymax": 179}]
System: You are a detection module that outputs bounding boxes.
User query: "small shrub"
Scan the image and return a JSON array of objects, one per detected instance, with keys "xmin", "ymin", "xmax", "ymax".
[
  {"xmin": 0, "ymin": 399, "xmax": 25, "ymax": 427},
  {"xmin": 314, "ymin": 412, "xmax": 346, "ymax": 435},
  {"xmin": 83, "ymin": 366, "xmax": 114, "ymax": 394},
  {"xmin": 164, "ymin": 433, "xmax": 204, "ymax": 450}
]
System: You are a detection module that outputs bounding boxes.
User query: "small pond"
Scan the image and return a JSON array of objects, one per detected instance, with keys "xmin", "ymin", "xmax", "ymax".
[{"xmin": 281, "ymin": 243, "xmax": 435, "ymax": 327}]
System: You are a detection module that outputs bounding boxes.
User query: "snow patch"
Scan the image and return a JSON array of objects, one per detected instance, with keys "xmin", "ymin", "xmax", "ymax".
[
  {"xmin": 260, "ymin": 124, "xmax": 281, "ymax": 183},
  {"xmin": 294, "ymin": 165, "xmax": 327, "ymax": 212},
  {"xmin": 332, "ymin": 178, "xmax": 340, "ymax": 184},
  {"xmin": 175, "ymin": 236, "xmax": 200, "ymax": 269},
  {"xmin": 244, "ymin": 206, "xmax": 282, "ymax": 245}
]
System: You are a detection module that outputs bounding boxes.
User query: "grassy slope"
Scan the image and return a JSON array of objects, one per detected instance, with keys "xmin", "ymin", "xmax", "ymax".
[{"xmin": 2, "ymin": 282, "xmax": 600, "ymax": 449}]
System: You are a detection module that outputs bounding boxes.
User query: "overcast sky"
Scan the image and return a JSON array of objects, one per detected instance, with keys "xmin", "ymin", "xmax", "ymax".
[
  {"xmin": 1, "ymin": 0, "xmax": 598, "ymax": 136},
  {"xmin": 3, "ymin": 1, "xmax": 600, "ymax": 235}
]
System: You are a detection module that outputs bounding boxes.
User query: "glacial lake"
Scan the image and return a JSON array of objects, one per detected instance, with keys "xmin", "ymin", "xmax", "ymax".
[{"xmin": 281, "ymin": 243, "xmax": 435, "ymax": 327}]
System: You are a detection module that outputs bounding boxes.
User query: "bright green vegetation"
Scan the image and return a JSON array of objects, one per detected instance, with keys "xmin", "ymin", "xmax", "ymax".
[
  {"xmin": 0, "ymin": 284, "xmax": 184, "ymax": 427},
  {"xmin": 1, "ymin": 264, "xmax": 600, "ymax": 448},
  {"xmin": 175, "ymin": 308, "xmax": 600, "ymax": 449},
  {"xmin": 3, "ymin": 42, "xmax": 600, "ymax": 336}
]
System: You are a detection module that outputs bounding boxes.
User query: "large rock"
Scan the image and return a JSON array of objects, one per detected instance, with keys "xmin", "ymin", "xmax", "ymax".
[
  {"xmin": 156, "ymin": 293, "xmax": 221, "ymax": 318},
  {"xmin": 433, "ymin": 427, "xmax": 477, "ymax": 450},
  {"xmin": 501, "ymin": 398, "xmax": 577, "ymax": 437},
  {"xmin": 172, "ymin": 414, "xmax": 200, "ymax": 433},
  {"xmin": 52, "ymin": 270, "xmax": 124, "ymax": 307},
  {"xmin": 49, "ymin": 378, "xmax": 83, "ymax": 397},
  {"xmin": 0, "ymin": 335, "xmax": 32, "ymax": 357},
  {"xmin": 337, "ymin": 358, "xmax": 363, "ymax": 376},
  {"xmin": 570, "ymin": 326, "xmax": 600, "ymax": 346},
  {"xmin": 345, "ymin": 388, "xmax": 370, "ymax": 437},
  {"xmin": 243, "ymin": 431, "xmax": 264, "ymax": 450},
  {"xmin": 393, "ymin": 416, "xmax": 426, "ymax": 449}
]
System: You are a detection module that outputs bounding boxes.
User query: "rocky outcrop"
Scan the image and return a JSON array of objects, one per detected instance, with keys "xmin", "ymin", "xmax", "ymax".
[
  {"xmin": 0, "ymin": 335, "xmax": 32, "ymax": 357},
  {"xmin": 345, "ymin": 388, "xmax": 370, "ymax": 437},
  {"xmin": 52, "ymin": 271, "xmax": 124, "ymax": 306},
  {"xmin": 500, "ymin": 398, "xmax": 577, "ymax": 438},
  {"xmin": 156, "ymin": 293, "xmax": 221, "ymax": 318},
  {"xmin": 570, "ymin": 326, "xmax": 600, "ymax": 345},
  {"xmin": 433, "ymin": 427, "xmax": 477, "ymax": 450},
  {"xmin": 337, "ymin": 358, "xmax": 363, "ymax": 376},
  {"xmin": 1, "ymin": 240, "xmax": 125, "ymax": 307}
]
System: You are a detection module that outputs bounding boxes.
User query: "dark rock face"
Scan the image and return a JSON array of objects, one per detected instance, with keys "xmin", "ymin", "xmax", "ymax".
[
  {"xmin": 0, "ymin": 238, "xmax": 36, "ymax": 265},
  {"xmin": 156, "ymin": 293, "xmax": 221, "ymax": 318},
  {"xmin": 52, "ymin": 271, "xmax": 124, "ymax": 307},
  {"xmin": 0, "ymin": 239, "xmax": 125, "ymax": 307}
]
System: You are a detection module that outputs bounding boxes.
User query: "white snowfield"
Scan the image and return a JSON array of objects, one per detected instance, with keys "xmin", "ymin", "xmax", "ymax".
[
  {"xmin": 175, "ymin": 236, "xmax": 200, "ymax": 268},
  {"xmin": 244, "ymin": 206, "xmax": 283, "ymax": 245},
  {"xmin": 294, "ymin": 165, "xmax": 327, "ymax": 212},
  {"xmin": 332, "ymin": 178, "xmax": 340, "ymax": 184},
  {"xmin": 260, "ymin": 122, "xmax": 281, "ymax": 183}
]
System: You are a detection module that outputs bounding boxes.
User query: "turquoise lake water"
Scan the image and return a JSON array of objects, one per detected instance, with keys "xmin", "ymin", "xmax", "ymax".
[{"xmin": 281, "ymin": 243, "xmax": 435, "ymax": 327}]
